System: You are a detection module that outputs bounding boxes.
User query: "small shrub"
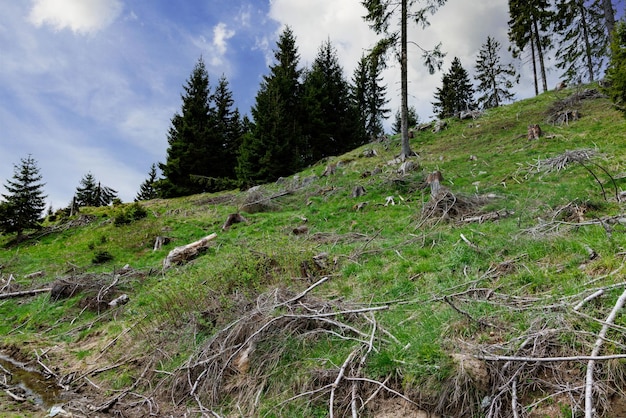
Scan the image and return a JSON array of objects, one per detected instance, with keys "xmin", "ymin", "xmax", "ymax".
[
  {"xmin": 114, "ymin": 203, "xmax": 148, "ymax": 226},
  {"xmin": 92, "ymin": 250, "xmax": 113, "ymax": 264}
]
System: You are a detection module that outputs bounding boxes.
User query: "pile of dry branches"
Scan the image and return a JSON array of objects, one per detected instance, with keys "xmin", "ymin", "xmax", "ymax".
[
  {"xmin": 417, "ymin": 188, "xmax": 498, "ymax": 226},
  {"xmin": 165, "ymin": 277, "xmax": 411, "ymax": 416},
  {"xmin": 437, "ymin": 268, "xmax": 626, "ymax": 418},
  {"xmin": 530, "ymin": 148, "xmax": 597, "ymax": 174}
]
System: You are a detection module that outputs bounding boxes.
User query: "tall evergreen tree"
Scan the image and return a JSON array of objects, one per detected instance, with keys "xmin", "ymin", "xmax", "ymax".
[
  {"xmin": 0, "ymin": 155, "xmax": 46, "ymax": 239},
  {"xmin": 554, "ymin": 0, "xmax": 608, "ymax": 83},
  {"xmin": 604, "ymin": 21, "xmax": 626, "ymax": 116},
  {"xmin": 362, "ymin": 0, "xmax": 446, "ymax": 160},
  {"xmin": 352, "ymin": 55, "xmax": 370, "ymax": 141},
  {"xmin": 508, "ymin": 0, "xmax": 553, "ymax": 95},
  {"xmin": 475, "ymin": 36, "xmax": 518, "ymax": 109},
  {"xmin": 364, "ymin": 53, "xmax": 390, "ymax": 140},
  {"xmin": 158, "ymin": 58, "xmax": 216, "ymax": 197},
  {"xmin": 74, "ymin": 172, "xmax": 118, "ymax": 207},
  {"xmin": 237, "ymin": 27, "xmax": 303, "ymax": 186},
  {"xmin": 432, "ymin": 57, "xmax": 476, "ymax": 118},
  {"xmin": 135, "ymin": 163, "xmax": 159, "ymax": 201},
  {"xmin": 301, "ymin": 39, "xmax": 362, "ymax": 163}
]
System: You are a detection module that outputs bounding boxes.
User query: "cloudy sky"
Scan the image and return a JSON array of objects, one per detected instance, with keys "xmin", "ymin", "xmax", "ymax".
[{"xmin": 0, "ymin": 1, "xmax": 622, "ymax": 209}]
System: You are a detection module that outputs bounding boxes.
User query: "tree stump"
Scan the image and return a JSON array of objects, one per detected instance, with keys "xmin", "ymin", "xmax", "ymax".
[{"xmin": 527, "ymin": 124, "xmax": 542, "ymax": 140}]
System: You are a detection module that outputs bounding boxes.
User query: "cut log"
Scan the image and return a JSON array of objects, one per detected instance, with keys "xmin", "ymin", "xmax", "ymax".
[{"xmin": 163, "ymin": 233, "xmax": 217, "ymax": 269}]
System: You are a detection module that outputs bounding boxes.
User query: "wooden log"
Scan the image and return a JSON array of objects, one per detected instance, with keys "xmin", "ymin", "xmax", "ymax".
[
  {"xmin": 0, "ymin": 288, "xmax": 52, "ymax": 300},
  {"xmin": 163, "ymin": 233, "xmax": 217, "ymax": 269}
]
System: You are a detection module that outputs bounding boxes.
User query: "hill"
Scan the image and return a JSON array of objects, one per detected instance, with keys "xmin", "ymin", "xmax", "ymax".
[{"xmin": 2, "ymin": 85, "xmax": 626, "ymax": 417}]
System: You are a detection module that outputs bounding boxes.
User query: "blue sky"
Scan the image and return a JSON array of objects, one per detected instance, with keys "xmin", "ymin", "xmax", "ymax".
[{"xmin": 0, "ymin": 0, "xmax": 623, "ymax": 209}]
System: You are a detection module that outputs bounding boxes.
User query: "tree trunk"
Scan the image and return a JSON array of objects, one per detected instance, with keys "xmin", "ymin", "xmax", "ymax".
[
  {"xmin": 532, "ymin": 17, "xmax": 548, "ymax": 93},
  {"xmin": 530, "ymin": 31, "xmax": 539, "ymax": 96},
  {"xmin": 578, "ymin": 0, "xmax": 595, "ymax": 82},
  {"xmin": 399, "ymin": 0, "xmax": 413, "ymax": 160},
  {"xmin": 602, "ymin": 0, "xmax": 616, "ymax": 41}
]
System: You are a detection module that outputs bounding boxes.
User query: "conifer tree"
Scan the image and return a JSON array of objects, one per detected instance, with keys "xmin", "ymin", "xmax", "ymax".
[
  {"xmin": 301, "ymin": 39, "xmax": 362, "ymax": 163},
  {"xmin": 74, "ymin": 172, "xmax": 118, "ymax": 207},
  {"xmin": 432, "ymin": 57, "xmax": 475, "ymax": 118},
  {"xmin": 508, "ymin": 0, "xmax": 553, "ymax": 95},
  {"xmin": 553, "ymin": 0, "xmax": 608, "ymax": 83},
  {"xmin": 604, "ymin": 21, "xmax": 626, "ymax": 116},
  {"xmin": 392, "ymin": 106, "xmax": 419, "ymax": 134},
  {"xmin": 362, "ymin": 0, "xmax": 446, "ymax": 160},
  {"xmin": 364, "ymin": 53, "xmax": 390, "ymax": 140},
  {"xmin": 135, "ymin": 164, "xmax": 159, "ymax": 201},
  {"xmin": 158, "ymin": 58, "xmax": 216, "ymax": 197},
  {"xmin": 0, "ymin": 155, "xmax": 47, "ymax": 239},
  {"xmin": 237, "ymin": 27, "xmax": 303, "ymax": 186},
  {"xmin": 475, "ymin": 36, "xmax": 518, "ymax": 109},
  {"xmin": 351, "ymin": 54, "xmax": 370, "ymax": 140}
]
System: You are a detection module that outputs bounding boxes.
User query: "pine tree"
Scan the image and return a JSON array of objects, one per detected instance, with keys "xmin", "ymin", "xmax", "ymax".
[
  {"xmin": 135, "ymin": 164, "xmax": 159, "ymax": 201},
  {"xmin": 432, "ymin": 57, "xmax": 476, "ymax": 118},
  {"xmin": 158, "ymin": 58, "xmax": 215, "ymax": 197},
  {"xmin": 475, "ymin": 36, "xmax": 518, "ymax": 109},
  {"xmin": 604, "ymin": 21, "xmax": 626, "ymax": 116},
  {"xmin": 553, "ymin": 0, "xmax": 608, "ymax": 83},
  {"xmin": 364, "ymin": 53, "xmax": 390, "ymax": 140},
  {"xmin": 351, "ymin": 54, "xmax": 370, "ymax": 141},
  {"xmin": 301, "ymin": 39, "xmax": 362, "ymax": 164},
  {"xmin": 237, "ymin": 27, "xmax": 303, "ymax": 186},
  {"xmin": 362, "ymin": 0, "xmax": 446, "ymax": 160},
  {"xmin": 0, "ymin": 155, "xmax": 47, "ymax": 239},
  {"xmin": 392, "ymin": 106, "xmax": 419, "ymax": 134},
  {"xmin": 75, "ymin": 173, "xmax": 118, "ymax": 207},
  {"xmin": 508, "ymin": 0, "xmax": 553, "ymax": 94}
]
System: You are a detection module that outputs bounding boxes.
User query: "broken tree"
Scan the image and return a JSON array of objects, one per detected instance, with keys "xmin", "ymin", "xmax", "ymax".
[{"xmin": 163, "ymin": 233, "xmax": 217, "ymax": 269}]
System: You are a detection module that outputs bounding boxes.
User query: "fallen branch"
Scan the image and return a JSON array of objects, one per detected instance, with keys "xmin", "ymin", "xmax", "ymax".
[
  {"xmin": 585, "ymin": 288, "xmax": 626, "ymax": 418},
  {"xmin": 478, "ymin": 353, "xmax": 626, "ymax": 362},
  {"xmin": 0, "ymin": 287, "xmax": 52, "ymax": 300}
]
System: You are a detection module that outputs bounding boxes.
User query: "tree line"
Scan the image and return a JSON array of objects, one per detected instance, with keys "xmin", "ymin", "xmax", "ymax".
[
  {"xmin": 2, "ymin": 1, "xmax": 625, "ymax": 239},
  {"xmin": 154, "ymin": 27, "xmax": 390, "ymax": 198}
]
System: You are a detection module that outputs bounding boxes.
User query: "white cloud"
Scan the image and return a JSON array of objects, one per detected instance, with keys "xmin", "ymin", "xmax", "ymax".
[
  {"xmin": 213, "ymin": 22, "xmax": 235, "ymax": 56},
  {"xmin": 28, "ymin": 0, "xmax": 123, "ymax": 34}
]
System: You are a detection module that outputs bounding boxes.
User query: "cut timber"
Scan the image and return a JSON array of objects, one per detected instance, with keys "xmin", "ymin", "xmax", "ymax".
[
  {"xmin": 0, "ymin": 287, "xmax": 52, "ymax": 300},
  {"xmin": 163, "ymin": 233, "xmax": 217, "ymax": 269}
]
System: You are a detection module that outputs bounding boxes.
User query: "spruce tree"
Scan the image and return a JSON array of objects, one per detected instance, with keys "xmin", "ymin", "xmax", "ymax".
[
  {"xmin": 237, "ymin": 27, "xmax": 303, "ymax": 186},
  {"xmin": 475, "ymin": 36, "xmax": 518, "ymax": 109},
  {"xmin": 301, "ymin": 39, "xmax": 362, "ymax": 163},
  {"xmin": 351, "ymin": 55, "xmax": 369, "ymax": 141},
  {"xmin": 364, "ymin": 53, "xmax": 390, "ymax": 140},
  {"xmin": 604, "ymin": 21, "xmax": 626, "ymax": 116},
  {"xmin": 508, "ymin": 0, "xmax": 553, "ymax": 95},
  {"xmin": 553, "ymin": 0, "xmax": 608, "ymax": 83},
  {"xmin": 75, "ymin": 172, "xmax": 118, "ymax": 207},
  {"xmin": 392, "ymin": 106, "xmax": 419, "ymax": 134},
  {"xmin": 432, "ymin": 57, "xmax": 475, "ymax": 118},
  {"xmin": 135, "ymin": 164, "xmax": 159, "ymax": 201},
  {"xmin": 0, "ymin": 155, "xmax": 47, "ymax": 239},
  {"xmin": 158, "ymin": 58, "xmax": 216, "ymax": 197}
]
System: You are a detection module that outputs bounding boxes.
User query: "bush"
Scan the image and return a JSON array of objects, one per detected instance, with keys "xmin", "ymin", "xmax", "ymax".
[
  {"xmin": 114, "ymin": 202, "xmax": 148, "ymax": 226},
  {"xmin": 92, "ymin": 250, "xmax": 113, "ymax": 264}
]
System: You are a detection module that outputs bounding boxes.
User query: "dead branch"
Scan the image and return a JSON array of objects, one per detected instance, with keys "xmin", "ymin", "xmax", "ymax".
[
  {"xmin": 0, "ymin": 287, "xmax": 52, "ymax": 300},
  {"xmin": 585, "ymin": 288, "xmax": 626, "ymax": 418}
]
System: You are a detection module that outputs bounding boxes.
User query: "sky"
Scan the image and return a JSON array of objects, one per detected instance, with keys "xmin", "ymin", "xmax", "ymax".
[{"xmin": 0, "ymin": 0, "xmax": 623, "ymax": 210}]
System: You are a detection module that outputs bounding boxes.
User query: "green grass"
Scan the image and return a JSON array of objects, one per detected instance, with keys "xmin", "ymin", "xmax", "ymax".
[{"xmin": 2, "ymin": 84, "xmax": 626, "ymax": 416}]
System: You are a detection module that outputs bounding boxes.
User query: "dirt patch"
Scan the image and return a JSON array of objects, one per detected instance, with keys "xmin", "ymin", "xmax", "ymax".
[{"xmin": 373, "ymin": 398, "xmax": 438, "ymax": 418}]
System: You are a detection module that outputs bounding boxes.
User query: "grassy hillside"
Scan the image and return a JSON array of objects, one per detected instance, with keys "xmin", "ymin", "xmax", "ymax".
[{"xmin": 2, "ymin": 85, "xmax": 626, "ymax": 417}]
